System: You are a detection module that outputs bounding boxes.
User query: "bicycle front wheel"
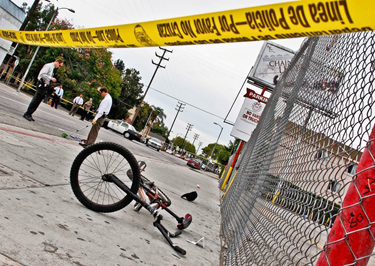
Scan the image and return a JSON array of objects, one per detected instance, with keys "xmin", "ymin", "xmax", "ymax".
[{"xmin": 70, "ymin": 142, "xmax": 140, "ymax": 213}]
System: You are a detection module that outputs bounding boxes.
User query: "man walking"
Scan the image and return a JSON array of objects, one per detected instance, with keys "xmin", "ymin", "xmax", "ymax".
[
  {"xmin": 80, "ymin": 87, "xmax": 112, "ymax": 147},
  {"xmin": 51, "ymin": 84, "xmax": 64, "ymax": 109},
  {"xmin": 23, "ymin": 58, "xmax": 64, "ymax": 121},
  {"xmin": 69, "ymin": 94, "xmax": 84, "ymax": 116}
]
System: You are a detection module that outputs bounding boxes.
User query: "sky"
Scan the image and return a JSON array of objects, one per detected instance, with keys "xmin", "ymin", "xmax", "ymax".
[{"xmin": 9, "ymin": 0, "xmax": 304, "ymax": 154}]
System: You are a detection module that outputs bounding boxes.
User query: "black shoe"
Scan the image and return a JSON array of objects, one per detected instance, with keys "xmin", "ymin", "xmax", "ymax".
[
  {"xmin": 79, "ymin": 143, "xmax": 89, "ymax": 148},
  {"xmin": 23, "ymin": 114, "xmax": 34, "ymax": 121}
]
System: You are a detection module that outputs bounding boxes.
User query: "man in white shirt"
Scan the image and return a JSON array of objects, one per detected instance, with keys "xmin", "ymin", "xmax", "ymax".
[
  {"xmin": 23, "ymin": 58, "xmax": 64, "ymax": 121},
  {"xmin": 69, "ymin": 94, "xmax": 84, "ymax": 116},
  {"xmin": 80, "ymin": 87, "xmax": 112, "ymax": 147},
  {"xmin": 51, "ymin": 84, "xmax": 64, "ymax": 109}
]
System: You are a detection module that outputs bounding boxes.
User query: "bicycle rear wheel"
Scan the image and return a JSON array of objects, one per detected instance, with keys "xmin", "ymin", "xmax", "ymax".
[{"xmin": 70, "ymin": 142, "xmax": 140, "ymax": 213}]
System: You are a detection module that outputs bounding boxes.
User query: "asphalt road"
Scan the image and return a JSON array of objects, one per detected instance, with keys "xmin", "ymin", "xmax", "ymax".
[{"xmin": 0, "ymin": 82, "xmax": 221, "ymax": 266}]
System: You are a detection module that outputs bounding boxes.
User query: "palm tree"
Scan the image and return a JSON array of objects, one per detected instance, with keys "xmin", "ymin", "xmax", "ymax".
[
  {"xmin": 142, "ymin": 105, "xmax": 166, "ymax": 136},
  {"xmin": 150, "ymin": 106, "xmax": 166, "ymax": 126}
]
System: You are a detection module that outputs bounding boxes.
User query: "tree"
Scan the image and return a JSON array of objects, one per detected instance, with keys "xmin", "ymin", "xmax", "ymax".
[
  {"xmin": 113, "ymin": 59, "xmax": 125, "ymax": 76},
  {"xmin": 151, "ymin": 121, "xmax": 169, "ymax": 138},
  {"xmin": 134, "ymin": 104, "xmax": 168, "ymax": 135},
  {"xmin": 171, "ymin": 137, "xmax": 195, "ymax": 154},
  {"xmin": 120, "ymin": 68, "xmax": 144, "ymax": 106},
  {"xmin": 11, "ymin": 3, "xmax": 122, "ymax": 110},
  {"xmin": 150, "ymin": 106, "xmax": 166, "ymax": 126},
  {"xmin": 5, "ymin": 3, "xmax": 164, "ymax": 124},
  {"xmin": 202, "ymin": 142, "xmax": 231, "ymax": 165}
]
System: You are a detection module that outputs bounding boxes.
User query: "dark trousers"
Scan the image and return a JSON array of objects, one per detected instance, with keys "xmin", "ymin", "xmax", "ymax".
[
  {"xmin": 80, "ymin": 110, "xmax": 88, "ymax": 120},
  {"xmin": 51, "ymin": 95, "xmax": 61, "ymax": 109},
  {"xmin": 24, "ymin": 83, "xmax": 47, "ymax": 116},
  {"xmin": 43, "ymin": 87, "xmax": 53, "ymax": 103},
  {"xmin": 86, "ymin": 117, "xmax": 105, "ymax": 144}
]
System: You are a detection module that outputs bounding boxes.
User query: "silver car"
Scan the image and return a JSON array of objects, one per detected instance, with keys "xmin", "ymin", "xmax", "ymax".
[{"xmin": 146, "ymin": 137, "xmax": 162, "ymax": 151}]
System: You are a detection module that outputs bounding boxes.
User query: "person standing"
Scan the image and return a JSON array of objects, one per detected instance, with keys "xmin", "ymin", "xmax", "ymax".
[
  {"xmin": 51, "ymin": 84, "xmax": 64, "ymax": 109},
  {"xmin": 80, "ymin": 87, "xmax": 112, "ymax": 147},
  {"xmin": 86, "ymin": 104, "xmax": 95, "ymax": 121},
  {"xmin": 80, "ymin": 98, "xmax": 93, "ymax": 121},
  {"xmin": 23, "ymin": 58, "xmax": 64, "ymax": 121},
  {"xmin": 69, "ymin": 94, "xmax": 83, "ymax": 116}
]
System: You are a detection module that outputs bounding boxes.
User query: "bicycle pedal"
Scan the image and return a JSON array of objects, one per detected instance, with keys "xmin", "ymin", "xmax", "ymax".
[{"xmin": 133, "ymin": 203, "xmax": 142, "ymax": 212}]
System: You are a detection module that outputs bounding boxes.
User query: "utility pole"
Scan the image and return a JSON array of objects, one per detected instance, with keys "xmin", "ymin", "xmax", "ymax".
[
  {"xmin": 166, "ymin": 101, "xmax": 185, "ymax": 139},
  {"xmin": 131, "ymin": 47, "xmax": 172, "ymax": 124},
  {"xmin": 192, "ymin": 133, "xmax": 199, "ymax": 145},
  {"xmin": 182, "ymin": 123, "xmax": 193, "ymax": 150},
  {"xmin": 197, "ymin": 141, "xmax": 203, "ymax": 154}
]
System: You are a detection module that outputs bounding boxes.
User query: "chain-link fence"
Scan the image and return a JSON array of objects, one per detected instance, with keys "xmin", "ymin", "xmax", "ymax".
[{"xmin": 220, "ymin": 32, "xmax": 375, "ymax": 265}]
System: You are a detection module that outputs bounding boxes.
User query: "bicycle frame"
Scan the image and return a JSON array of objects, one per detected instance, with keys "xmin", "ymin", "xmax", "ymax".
[
  {"xmin": 138, "ymin": 180, "xmax": 192, "ymax": 229},
  {"xmin": 135, "ymin": 161, "xmax": 192, "ymax": 230}
]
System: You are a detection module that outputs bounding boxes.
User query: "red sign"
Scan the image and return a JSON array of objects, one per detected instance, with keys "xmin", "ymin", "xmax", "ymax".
[{"xmin": 244, "ymin": 89, "xmax": 268, "ymax": 104}]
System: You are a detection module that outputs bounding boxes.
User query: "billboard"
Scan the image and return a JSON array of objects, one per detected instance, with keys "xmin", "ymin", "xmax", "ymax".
[
  {"xmin": 248, "ymin": 41, "xmax": 295, "ymax": 90},
  {"xmin": 281, "ymin": 51, "xmax": 345, "ymax": 115},
  {"xmin": 230, "ymin": 89, "xmax": 268, "ymax": 142}
]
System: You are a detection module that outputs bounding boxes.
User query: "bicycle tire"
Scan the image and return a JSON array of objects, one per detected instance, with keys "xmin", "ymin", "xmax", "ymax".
[
  {"xmin": 140, "ymin": 175, "xmax": 172, "ymax": 207},
  {"xmin": 70, "ymin": 142, "xmax": 140, "ymax": 213}
]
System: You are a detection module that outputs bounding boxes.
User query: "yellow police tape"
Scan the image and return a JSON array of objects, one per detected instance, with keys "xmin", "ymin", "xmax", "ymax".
[{"xmin": 0, "ymin": 0, "xmax": 373, "ymax": 48}]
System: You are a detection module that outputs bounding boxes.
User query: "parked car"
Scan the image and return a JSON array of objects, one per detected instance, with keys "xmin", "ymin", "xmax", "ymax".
[
  {"xmin": 187, "ymin": 158, "xmax": 202, "ymax": 169},
  {"xmin": 146, "ymin": 137, "xmax": 162, "ymax": 151},
  {"xmin": 124, "ymin": 128, "xmax": 143, "ymax": 142},
  {"xmin": 106, "ymin": 120, "xmax": 142, "ymax": 141}
]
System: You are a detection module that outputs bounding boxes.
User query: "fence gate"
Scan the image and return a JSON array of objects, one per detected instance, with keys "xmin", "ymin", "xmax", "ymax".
[{"xmin": 220, "ymin": 32, "xmax": 375, "ymax": 265}]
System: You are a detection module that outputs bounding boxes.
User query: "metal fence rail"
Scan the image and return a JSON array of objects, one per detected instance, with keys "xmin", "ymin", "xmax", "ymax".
[{"xmin": 220, "ymin": 32, "xmax": 375, "ymax": 265}]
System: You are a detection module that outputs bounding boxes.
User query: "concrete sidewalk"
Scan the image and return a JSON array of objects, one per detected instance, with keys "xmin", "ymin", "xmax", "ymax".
[{"xmin": 0, "ymin": 124, "xmax": 221, "ymax": 266}]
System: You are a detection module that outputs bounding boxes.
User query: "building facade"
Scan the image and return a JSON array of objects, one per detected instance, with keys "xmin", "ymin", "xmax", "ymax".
[{"xmin": 0, "ymin": 0, "xmax": 25, "ymax": 67}]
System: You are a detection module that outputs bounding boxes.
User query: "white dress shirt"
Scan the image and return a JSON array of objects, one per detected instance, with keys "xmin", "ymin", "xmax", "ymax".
[
  {"xmin": 54, "ymin": 86, "xmax": 64, "ymax": 98},
  {"xmin": 73, "ymin": 96, "xmax": 83, "ymax": 105},
  {"xmin": 94, "ymin": 94, "xmax": 112, "ymax": 120},
  {"xmin": 37, "ymin": 62, "xmax": 55, "ymax": 86}
]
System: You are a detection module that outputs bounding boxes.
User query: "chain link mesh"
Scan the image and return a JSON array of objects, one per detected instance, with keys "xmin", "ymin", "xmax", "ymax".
[{"xmin": 220, "ymin": 32, "xmax": 375, "ymax": 265}]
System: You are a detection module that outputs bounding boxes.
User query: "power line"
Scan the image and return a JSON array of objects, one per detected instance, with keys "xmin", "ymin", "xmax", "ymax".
[{"xmin": 149, "ymin": 87, "xmax": 232, "ymax": 122}]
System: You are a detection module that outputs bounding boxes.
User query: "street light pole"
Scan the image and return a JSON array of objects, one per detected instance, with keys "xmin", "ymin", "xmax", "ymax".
[
  {"xmin": 210, "ymin": 122, "xmax": 223, "ymax": 160},
  {"xmin": 17, "ymin": 7, "xmax": 75, "ymax": 92}
]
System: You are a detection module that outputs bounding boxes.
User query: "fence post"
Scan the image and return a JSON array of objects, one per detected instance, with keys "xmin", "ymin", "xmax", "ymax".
[{"xmin": 317, "ymin": 124, "xmax": 375, "ymax": 266}]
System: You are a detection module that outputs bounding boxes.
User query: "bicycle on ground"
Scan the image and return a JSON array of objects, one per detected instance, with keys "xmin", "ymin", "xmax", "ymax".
[{"xmin": 70, "ymin": 142, "xmax": 192, "ymax": 255}]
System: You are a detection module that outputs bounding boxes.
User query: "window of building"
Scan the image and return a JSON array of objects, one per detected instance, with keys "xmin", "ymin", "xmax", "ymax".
[
  {"xmin": 328, "ymin": 180, "xmax": 341, "ymax": 193},
  {"xmin": 347, "ymin": 164, "xmax": 357, "ymax": 175},
  {"xmin": 315, "ymin": 149, "xmax": 329, "ymax": 161}
]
